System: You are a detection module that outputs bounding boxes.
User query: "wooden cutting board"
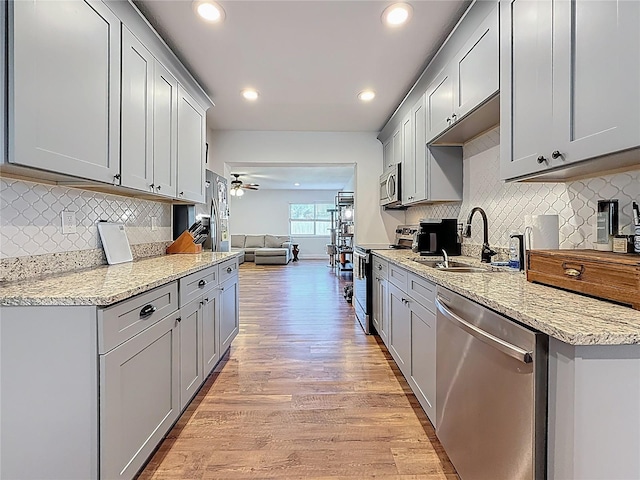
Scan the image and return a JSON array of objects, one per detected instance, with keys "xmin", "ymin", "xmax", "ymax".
[{"xmin": 526, "ymin": 249, "xmax": 640, "ymax": 310}]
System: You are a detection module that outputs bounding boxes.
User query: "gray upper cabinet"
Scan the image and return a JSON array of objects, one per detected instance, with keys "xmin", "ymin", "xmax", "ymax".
[
  {"xmin": 9, "ymin": 0, "xmax": 121, "ymax": 184},
  {"xmin": 401, "ymin": 113, "xmax": 414, "ymax": 204},
  {"xmin": 153, "ymin": 62, "xmax": 179, "ymax": 198},
  {"xmin": 501, "ymin": 0, "xmax": 640, "ymax": 181},
  {"xmin": 427, "ymin": 5, "xmax": 499, "ymax": 144},
  {"xmin": 452, "ymin": 6, "xmax": 499, "ymax": 121},
  {"xmin": 382, "ymin": 138, "xmax": 393, "ymax": 170},
  {"xmin": 177, "ymin": 85, "xmax": 206, "ymax": 204},
  {"xmin": 121, "ymin": 26, "xmax": 154, "ymax": 193},
  {"xmin": 426, "ymin": 69, "xmax": 455, "ymax": 143}
]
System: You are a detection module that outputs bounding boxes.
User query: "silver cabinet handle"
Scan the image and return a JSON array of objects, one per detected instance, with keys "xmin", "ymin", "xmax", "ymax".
[
  {"xmin": 435, "ymin": 296, "xmax": 533, "ymax": 364},
  {"xmin": 139, "ymin": 304, "xmax": 156, "ymax": 318},
  {"xmin": 226, "ymin": 266, "xmax": 232, "ymax": 273}
]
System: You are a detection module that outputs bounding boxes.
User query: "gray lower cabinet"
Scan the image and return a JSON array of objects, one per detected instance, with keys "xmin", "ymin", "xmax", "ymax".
[
  {"xmin": 202, "ymin": 292, "xmax": 220, "ymax": 375},
  {"xmin": 220, "ymin": 274, "xmax": 240, "ymax": 354},
  {"xmin": 500, "ymin": 0, "xmax": 640, "ymax": 181},
  {"xmin": 385, "ymin": 266, "xmax": 438, "ymax": 425},
  {"xmin": 372, "ymin": 257, "xmax": 389, "ymax": 346},
  {"xmin": 179, "ymin": 297, "xmax": 205, "ymax": 409},
  {"xmin": 100, "ymin": 312, "xmax": 180, "ymax": 480},
  {"xmin": 8, "ymin": 0, "xmax": 121, "ymax": 184},
  {"xmin": 388, "ymin": 282, "xmax": 412, "ymax": 378}
]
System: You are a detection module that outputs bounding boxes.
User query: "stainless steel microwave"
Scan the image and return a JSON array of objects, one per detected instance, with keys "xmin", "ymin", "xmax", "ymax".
[{"xmin": 380, "ymin": 163, "xmax": 402, "ymax": 207}]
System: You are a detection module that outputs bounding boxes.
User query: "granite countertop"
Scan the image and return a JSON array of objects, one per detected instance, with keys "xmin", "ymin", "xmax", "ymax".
[
  {"xmin": 0, "ymin": 252, "xmax": 239, "ymax": 307},
  {"xmin": 373, "ymin": 249, "xmax": 640, "ymax": 346}
]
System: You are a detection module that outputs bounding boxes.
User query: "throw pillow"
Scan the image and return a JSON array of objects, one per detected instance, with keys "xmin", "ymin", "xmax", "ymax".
[
  {"xmin": 244, "ymin": 235, "xmax": 265, "ymax": 248},
  {"xmin": 265, "ymin": 235, "xmax": 283, "ymax": 248},
  {"xmin": 231, "ymin": 235, "xmax": 245, "ymax": 248}
]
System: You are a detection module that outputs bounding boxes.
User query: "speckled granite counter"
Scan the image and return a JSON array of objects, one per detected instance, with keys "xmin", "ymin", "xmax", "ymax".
[
  {"xmin": 373, "ymin": 249, "xmax": 640, "ymax": 346},
  {"xmin": 0, "ymin": 252, "xmax": 239, "ymax": 307}
]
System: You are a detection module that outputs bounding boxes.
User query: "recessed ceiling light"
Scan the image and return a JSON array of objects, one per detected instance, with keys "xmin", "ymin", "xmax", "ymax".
[
  {"xmin": 241, "ymin": 88, "xmax": 259, "ymax": 101},
  {"xmin": 382, "ymin": 3, "xmax": 413, "ymax": 27},
  {"xmin": 294, "ymin": 183, "xmax": 300, "ymax": 187},
  {"xmin": 194, "ymin": 1, "xmax": 225, "ymax": 23},
  {"xmin": 358, "ymin": 90, "xmax": 376, "ymax": 102}
]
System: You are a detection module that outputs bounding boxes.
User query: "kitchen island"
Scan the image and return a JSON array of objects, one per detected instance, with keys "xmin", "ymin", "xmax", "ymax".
[
  {"xmin": 0, "ymin": 252, "xmax": 240, "ymax": 480},
  {"xmin": 373, "ymin": 249, "xmax": 640, "ymax": 480}
]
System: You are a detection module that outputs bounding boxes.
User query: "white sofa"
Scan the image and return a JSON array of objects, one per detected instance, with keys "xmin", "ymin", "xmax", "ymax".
[{"xmin": 231, "ymin": 234, "xmax": 293, "ymax": 265}]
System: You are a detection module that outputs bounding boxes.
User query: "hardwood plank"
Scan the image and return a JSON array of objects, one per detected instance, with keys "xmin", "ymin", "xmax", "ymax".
[{"xmin": 137, "ymin": 260, "xmax": 457, "ymax": 479}]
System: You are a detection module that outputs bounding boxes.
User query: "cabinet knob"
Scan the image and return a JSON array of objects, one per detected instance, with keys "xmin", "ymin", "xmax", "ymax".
[
  {"xmin": 551, "ymin": 150, "xmax": 562, "ymax": 159},
  {"xmin": 156, "ymin": 185, "xmax": 161, "ymax": 191},
  {"xmin": 377, "ymin": 264, "xmax": 382, "ymax": 270},
  {"xmin": 226, "ymin": 266, "xmax": 232, "ymax": 273},
  {"xmin": 537, "ymin": 156, "xmax": 548, "ymax": 164},
  {"xmin": 451, "ymin": 113, "xmax": 457, "ymax": 121},
  {"xmin": 446, "ymin": 117, "xmax": 451, "ymax": 124},
  {"xmin": 149, "ymin": 183, "xmax": 154, "ymax": 190},
  {"xmin": 179, "ymin": 191, "xmax": 184, "ymax": 196},
  {"xmin": 198, "ymin": 279, "xmax": 207, "ymax": 287},
  {"xmin": 113, "ymin": 173, "xmax": 121, "ymax": 185}
]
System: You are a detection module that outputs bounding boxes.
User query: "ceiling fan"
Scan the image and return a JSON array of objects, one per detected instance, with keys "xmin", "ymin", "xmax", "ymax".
[{"xmin": 229, "ymin": 173, "xmax": 260, "ymax": 196}]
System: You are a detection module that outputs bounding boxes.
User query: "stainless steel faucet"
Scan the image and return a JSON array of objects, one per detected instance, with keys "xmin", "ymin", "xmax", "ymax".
[
  {"xmin": 442, "ymin": 249, "xmax": 449, "ymax": 268},
  {"xmin": 463, "ymin": 207, "xmax": 497, "ymax": 263}
]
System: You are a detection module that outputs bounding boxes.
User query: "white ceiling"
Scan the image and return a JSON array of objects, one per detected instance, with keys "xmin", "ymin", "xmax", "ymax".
[
  {"xmin": 224, "ymin": 164, "xmax": 355, "ymax": 190},
  {"xmin": 134, "ymin": 0, "xmax": 470, "ymax": 133}
]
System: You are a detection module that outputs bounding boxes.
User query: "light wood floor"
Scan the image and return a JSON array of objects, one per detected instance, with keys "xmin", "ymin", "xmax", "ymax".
[{"xmin": 138, "ymin": 260, "xmax": 458, "ymax": 480}]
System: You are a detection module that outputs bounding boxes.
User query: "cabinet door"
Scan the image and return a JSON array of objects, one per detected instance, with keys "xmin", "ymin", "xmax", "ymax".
[
  {"xmin": 176, "ymin": 86, "xmax": 206, "ymax": 203},
  {"xmin": 100, "ymin": 313, "xmax": 180, "ymax": 480},
  {"xmin": 179, "ymin": 298, "xmax": 204, "ymax": 409},
  {"xmin": 219, "ymin": 275, "xmax": 239, "ymax": 354},
  {"xmin": 500, "ymin": 0, "xmax": 555, "ymax": 180},
  {"xmin": 121, "ymin": 26, "xmax": 154, "ymax": 193},
  {"xmin": 201, "ymin": 292, "xmax": 220, "ymax": 376},
  {"xmin": 375, "ymin": 276, "xmax": 389, "ymax": 347},
  {"xmin": 401, "ymin": 113, "xmax": 414, "ymax": 204},
  {"xmin": 453, "ymin": 6, "xmax": 499, "ymax": 120},
  {"xmin": 552, "ymin": 0, "xmax": 640, "ymax": 165},
  {"xmin": 410, "ymin": 301, "xmax": 437, "ymax": 425},
  {"xmin": 382, "ymin": 138, "xmax": 393, "ymax": 170},
  {"xmin": 388, "ymin": 282, "xmax": 411, "ymax": 378},
  {"xmin": 409, "ymin": 95, "xmax": 427, "ymax": 203},
  {"xmin": 11, "ymin": 0, "xmax": 121, "ymax": 184},
  {"xmin": 153, "ymin": 61, "xmax": 178, "ymax": 198},
  {"xmin": 426, "ymin": 68, "xmax": 455, "ymax": 142},
  {"xmin": 392, "ymin": 125, "xmax": 402, "ymax": 167}
]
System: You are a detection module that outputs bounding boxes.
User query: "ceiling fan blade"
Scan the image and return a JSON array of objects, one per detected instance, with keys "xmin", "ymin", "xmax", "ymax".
[{"xmin": 242, "ymin": 185, "xmax": 260, "ymax": 190}]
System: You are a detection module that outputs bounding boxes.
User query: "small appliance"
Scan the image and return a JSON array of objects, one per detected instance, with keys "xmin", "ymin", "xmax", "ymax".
[
  {"xmin": 412, "ymin": 219, "xmax": 461, "ymax": 256},
  {"xmin": 595, "ymin": 199, "xmax": 619, "ymax": 251},
  {"xmin": 379, "ymin": 163, "xmax": 402, "ymax": 208}
]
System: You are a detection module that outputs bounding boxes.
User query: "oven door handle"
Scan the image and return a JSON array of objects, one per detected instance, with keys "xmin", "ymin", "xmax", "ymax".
[{"xmin": 435, "ymin": 297, "xmax": 533, "ymax": 364}]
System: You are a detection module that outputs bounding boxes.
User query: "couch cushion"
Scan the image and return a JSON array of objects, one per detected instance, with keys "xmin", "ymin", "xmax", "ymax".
[
  {"xmin": 231, "ymin": 234, "xmax": 246, "ymax": 248},
  {"xmin": 244, "ymin": 235, "xmax": 265, "ymax": 248},
  {"xmin": 265, "ymin": 234, "xmax": 284, "ymax": 248}
]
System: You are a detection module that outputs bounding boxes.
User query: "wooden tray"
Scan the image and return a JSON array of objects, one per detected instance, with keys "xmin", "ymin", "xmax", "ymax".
[{"xmin": 526, "ymin": 249, "xmax": 640, "ymax": 310}]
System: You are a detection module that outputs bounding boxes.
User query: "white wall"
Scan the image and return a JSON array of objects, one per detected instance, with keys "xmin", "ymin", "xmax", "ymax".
[
  {"xmin": 209, "ymin": 130, "xmax": 405, "ymax": 244},
  {"xmin": 229, "ymin": 189, "xmax": 335, "ymax": 259}
]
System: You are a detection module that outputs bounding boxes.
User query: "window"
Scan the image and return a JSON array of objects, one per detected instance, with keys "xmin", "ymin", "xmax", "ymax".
[{"xmin": 289, "ymin": 203, "xmax": 334, "ymax": 236}]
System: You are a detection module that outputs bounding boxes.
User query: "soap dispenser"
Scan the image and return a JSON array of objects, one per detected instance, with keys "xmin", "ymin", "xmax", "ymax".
[{"xmin": 509, "ymin": 232, "xmax": 525, "ymax": 271}]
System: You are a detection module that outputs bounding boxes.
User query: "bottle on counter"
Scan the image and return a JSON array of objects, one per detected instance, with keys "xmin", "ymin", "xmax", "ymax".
[{"xmin": 509, "ymin": 231, "xmax": 525, "ymax": 271}]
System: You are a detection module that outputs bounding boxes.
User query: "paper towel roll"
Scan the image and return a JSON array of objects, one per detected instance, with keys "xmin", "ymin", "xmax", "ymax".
[{"xmin": 524, "ymin": 214, "xmax": 560, "ymax": 250}]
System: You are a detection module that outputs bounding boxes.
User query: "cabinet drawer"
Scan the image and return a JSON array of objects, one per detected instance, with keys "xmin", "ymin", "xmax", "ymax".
[
  {"xmin": 388, "ymin": 263, "xmax": 408, "ymax": 290},
  {"xmin": 219, "ymin": 257, "xmax": 238, "ymax": 284},
  {"xmin": 179, "ymin": 266, "xmax": 218, "ymax": 306},
  {"xmin": 99, "ymin": 282, "xmax": 178, "ymax": 353},
  {"xmin": 408, "ymin": 272, "xmax": 436, "ymax": 313},
  {"xmin": 373, "ymin": 257, "xmax": 388, "ymax": 279}
]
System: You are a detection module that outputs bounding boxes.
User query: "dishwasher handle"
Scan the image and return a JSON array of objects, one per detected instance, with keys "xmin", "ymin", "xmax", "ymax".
[{"xmin": 435, "ymin": 296, "xmax": 533, "ymax": 364}]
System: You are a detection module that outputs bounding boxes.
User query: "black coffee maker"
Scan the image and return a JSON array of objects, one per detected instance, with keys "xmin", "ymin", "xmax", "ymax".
[{"xmin": 412, "ymin": 219, "xmax": 461, "ymax": 256}]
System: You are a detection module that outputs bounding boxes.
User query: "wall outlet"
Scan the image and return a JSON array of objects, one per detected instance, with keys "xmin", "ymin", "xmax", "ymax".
[
  {"xmin": 61, "ymin": 211, "xmax": 77, "ymax": 234},
  {"xmin": 151, "ymin": 216, "xmax": 158, "ymax": 231}
]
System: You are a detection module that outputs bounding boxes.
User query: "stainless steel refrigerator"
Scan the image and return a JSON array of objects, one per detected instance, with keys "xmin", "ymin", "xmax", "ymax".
[{"xmin": 201, "ymin": 170, "xmax": 230, "ymax": 252}]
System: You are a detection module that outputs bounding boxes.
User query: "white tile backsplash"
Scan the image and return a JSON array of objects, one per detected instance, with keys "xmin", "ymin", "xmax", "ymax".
[
  {"xmin": 407, "ymin": 126, "xmax": 640, "ymax": 249},
  {"xmin": 0, "ymin": 178, "xmax": 172, "ymax": 259}
]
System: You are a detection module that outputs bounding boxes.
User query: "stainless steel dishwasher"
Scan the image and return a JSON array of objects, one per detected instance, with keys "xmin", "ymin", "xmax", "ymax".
[{"xmin": 435, "ymin": 287, "xmax": 548, "ymax": 480}]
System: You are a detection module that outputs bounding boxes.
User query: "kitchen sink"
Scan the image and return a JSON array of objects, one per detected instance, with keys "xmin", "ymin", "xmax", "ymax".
[{"xmin": 412, "ymin": 258, "xmax": 490, "ymax": 273}]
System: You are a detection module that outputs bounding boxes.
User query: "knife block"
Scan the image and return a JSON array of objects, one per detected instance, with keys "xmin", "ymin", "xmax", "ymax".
[{"xmin": 166, "ymin": 230, "xmax": 203, "ymax": 254}]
